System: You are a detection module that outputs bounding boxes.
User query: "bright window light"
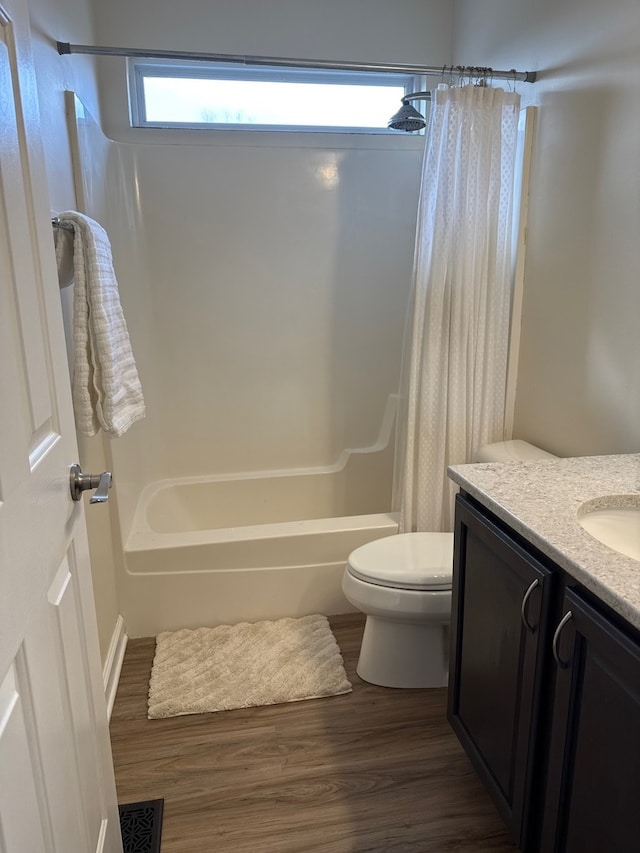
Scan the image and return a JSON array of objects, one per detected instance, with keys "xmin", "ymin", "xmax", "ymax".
[{"xmin": 130, "ymin": 61, "xmax": 421, "ymax": 133}]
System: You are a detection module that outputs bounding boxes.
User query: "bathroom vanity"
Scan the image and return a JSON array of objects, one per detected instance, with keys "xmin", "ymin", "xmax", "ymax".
[{"xmin": 447, "ymin": 454, "xmax": 640, "ymax": 853}]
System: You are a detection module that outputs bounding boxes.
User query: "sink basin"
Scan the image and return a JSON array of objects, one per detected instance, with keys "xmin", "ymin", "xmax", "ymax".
[{"xmin": 578, "ymin": 496, "xmax": 640, "ymax": 562}]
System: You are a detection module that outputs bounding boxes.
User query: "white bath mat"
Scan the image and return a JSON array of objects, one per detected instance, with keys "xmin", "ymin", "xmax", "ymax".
[{"xmin": 148, "ymin": 614, "xmax": 352, "ymax": 719}]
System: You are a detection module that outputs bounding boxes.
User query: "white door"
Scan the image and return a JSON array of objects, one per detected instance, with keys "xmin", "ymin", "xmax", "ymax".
[{"xmin": 0, "ymin": 1, "xmax": 123, "ymax": 851}]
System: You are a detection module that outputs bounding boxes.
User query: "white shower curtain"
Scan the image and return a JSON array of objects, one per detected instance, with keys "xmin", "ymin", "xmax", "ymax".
[{"xmin": 393, "ymin": 83, "xmax": 521, "ymax": 533}]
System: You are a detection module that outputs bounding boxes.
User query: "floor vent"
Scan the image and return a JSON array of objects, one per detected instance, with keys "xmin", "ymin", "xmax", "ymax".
[{"xmin": 118, "ymin": 798, "xmax": 164, "ymax": 853}]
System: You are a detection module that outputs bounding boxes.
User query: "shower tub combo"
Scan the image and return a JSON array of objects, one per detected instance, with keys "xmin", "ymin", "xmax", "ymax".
[{"xmin": 122, "ymin": 433, "xmax": 398, "ymax": 637}]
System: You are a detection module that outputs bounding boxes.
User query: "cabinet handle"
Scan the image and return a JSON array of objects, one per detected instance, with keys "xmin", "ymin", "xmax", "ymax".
[
  {"xmin": 521, "ymin": 578, "xmax": 540, "ymax": 632},
  {"xmin": 552, "ymin": 610, "xmax": 574, "ymax": 668}
]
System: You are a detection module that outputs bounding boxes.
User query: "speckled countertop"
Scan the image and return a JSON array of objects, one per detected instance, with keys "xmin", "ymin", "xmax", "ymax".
[{"xmin": 448, "ymin": 454, "xmax": 640, "ymax": 632}]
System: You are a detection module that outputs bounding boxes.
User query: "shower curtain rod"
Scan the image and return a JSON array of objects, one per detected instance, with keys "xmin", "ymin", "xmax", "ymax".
[{"xmin": 56, "ymin": 42, "xmax": 538, "ymax": 84}]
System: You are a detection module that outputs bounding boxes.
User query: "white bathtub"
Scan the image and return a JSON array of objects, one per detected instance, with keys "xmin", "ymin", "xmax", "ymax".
[{"xmin": 123, "ymin": 471, "xmax": 398, "ymax": 637}]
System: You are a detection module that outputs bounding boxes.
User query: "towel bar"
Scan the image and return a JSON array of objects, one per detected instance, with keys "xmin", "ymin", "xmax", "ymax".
[{"xmin": 51, "ymin": 215, "xmax": 74, "ymax": 231}]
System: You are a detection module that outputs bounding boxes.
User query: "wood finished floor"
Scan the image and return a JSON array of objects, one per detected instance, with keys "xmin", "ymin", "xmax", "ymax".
[{"xmin": 110, "ymin": 614, "xmax": 517, "ymax": 853}]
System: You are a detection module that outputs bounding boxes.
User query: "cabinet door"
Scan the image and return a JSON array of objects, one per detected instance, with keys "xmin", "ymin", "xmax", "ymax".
[
  {"xmin": 541, "ymin": 588, "xmax": 640, "ymax": 853},
  {"xmin": 448, "ymin": 495, "xmax": 555, "ymax": 849}
]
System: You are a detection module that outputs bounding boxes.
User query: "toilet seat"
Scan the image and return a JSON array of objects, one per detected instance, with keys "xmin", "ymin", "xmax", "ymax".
[{"xmin": 347, "ymin": 532, "xmax": 454, "ymax": 591}]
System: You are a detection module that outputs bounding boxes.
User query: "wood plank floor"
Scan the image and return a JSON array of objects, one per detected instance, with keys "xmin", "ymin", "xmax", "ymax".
[{"xmin": 110, "ymin": 614, "xmax": 517, "ymax": 853}]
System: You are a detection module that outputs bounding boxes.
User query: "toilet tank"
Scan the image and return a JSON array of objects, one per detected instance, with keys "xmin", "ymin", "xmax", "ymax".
[{"xmin": 476, "ymin": 439, "xmax": 557, "ymax": 463}]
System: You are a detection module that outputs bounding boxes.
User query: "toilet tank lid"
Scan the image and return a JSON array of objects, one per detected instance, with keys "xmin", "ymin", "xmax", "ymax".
[
  {"xmin": 476, "ymin": 440, "xmax": 557, "ymax": 463},
  {"xmin": 347, "ymin": 532, "xmax": 454, "ymax": 590}
]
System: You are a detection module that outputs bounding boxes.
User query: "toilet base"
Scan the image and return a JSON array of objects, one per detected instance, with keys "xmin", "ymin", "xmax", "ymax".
[{"xmin": 356, "ymin": 615, "xmax": 449, "ymax": 689}]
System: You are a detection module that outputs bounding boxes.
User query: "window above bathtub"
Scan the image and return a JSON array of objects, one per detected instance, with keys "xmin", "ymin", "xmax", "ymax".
[{"xmin": 128, "ymin": 59, "xmax": 424, "ymax": 134}]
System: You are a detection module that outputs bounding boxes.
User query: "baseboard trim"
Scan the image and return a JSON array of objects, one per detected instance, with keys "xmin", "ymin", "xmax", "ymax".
[{"xmin": 103, "ymin": 614, "xmax": 127, "ymax": 722}]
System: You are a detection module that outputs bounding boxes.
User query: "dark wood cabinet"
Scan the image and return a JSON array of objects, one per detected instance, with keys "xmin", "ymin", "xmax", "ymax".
[
  {"xmin": 541, "ymin": 588, "xmax": 640, "ymax": 853},
  {"xmin": 449, "ymin": 495, "xmax": 555, "ymax": 849},
  {"xmin": 450, "ymin": 493, "xmax": 640, "ymax": 853}
]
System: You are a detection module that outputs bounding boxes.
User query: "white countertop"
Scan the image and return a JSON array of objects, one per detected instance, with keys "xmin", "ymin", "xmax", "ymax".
[{"xmin": 448, "ymin": 454, "xmax": 640, "ymax": 632}]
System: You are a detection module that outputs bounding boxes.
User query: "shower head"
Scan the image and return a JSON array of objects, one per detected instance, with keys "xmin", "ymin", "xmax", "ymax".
[
  {"xmin": 388, "ymin": 102, "xmax": 425, "ymax": 132},
  {"xmin": 387, "ymin": 91, "xmax": 431, "ymax": 132}
]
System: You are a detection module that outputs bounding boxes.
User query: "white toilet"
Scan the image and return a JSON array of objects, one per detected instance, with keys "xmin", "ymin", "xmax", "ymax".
[{"xmin": 342, "ymin": 440, "xmax": 556, "ymax": 689}]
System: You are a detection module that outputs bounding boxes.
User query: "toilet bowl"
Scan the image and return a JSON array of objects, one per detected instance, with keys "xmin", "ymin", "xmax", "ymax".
[
  {"xmin": 342, "ymin": 439, "xmax": 556, "ymax": 689},
  {"xmin": 343, "ymin": 532, "xmax": 453, "ymax": 688}
]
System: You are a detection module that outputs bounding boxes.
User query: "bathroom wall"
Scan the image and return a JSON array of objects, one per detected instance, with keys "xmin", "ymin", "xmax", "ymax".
[
  {"xmin": 453, "ymin": 0, "xmax": 640, "ymax": 457},
  {"xmin": 88, "ymin": 0, "xmax": 454, "ymax": 482},
  {"xmin": 23, "ymin": 0, "xmax": 639, "ymax": 660},
  {"xmin": 95, "ymin": 0, "xmax": 453, "ymax": 142},
  {"xmin": 26, "ymin": 0, "xmax": 121, "ymax": 664},
  {"xmin": 65, "ymin": 97, "xmax": 160, "ymax": 541},
  {"xmin": 123, "ymin": 139, "xmax": 423, "ymax": 479},
  {"xmin": 23, "ymin": 0, "xmax": 455, "ymax": 657}
]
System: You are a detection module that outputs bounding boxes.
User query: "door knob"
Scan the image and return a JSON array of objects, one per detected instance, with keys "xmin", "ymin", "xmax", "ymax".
[{"xmin": 70, "ymin": 463, "xmax": 112, "ymax": 503}]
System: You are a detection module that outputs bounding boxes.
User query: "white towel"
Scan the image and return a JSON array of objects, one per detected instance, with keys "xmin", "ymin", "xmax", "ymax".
[{"xmin": 57, "ymin": 211, "xmax": 145, "ymax": 437}]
